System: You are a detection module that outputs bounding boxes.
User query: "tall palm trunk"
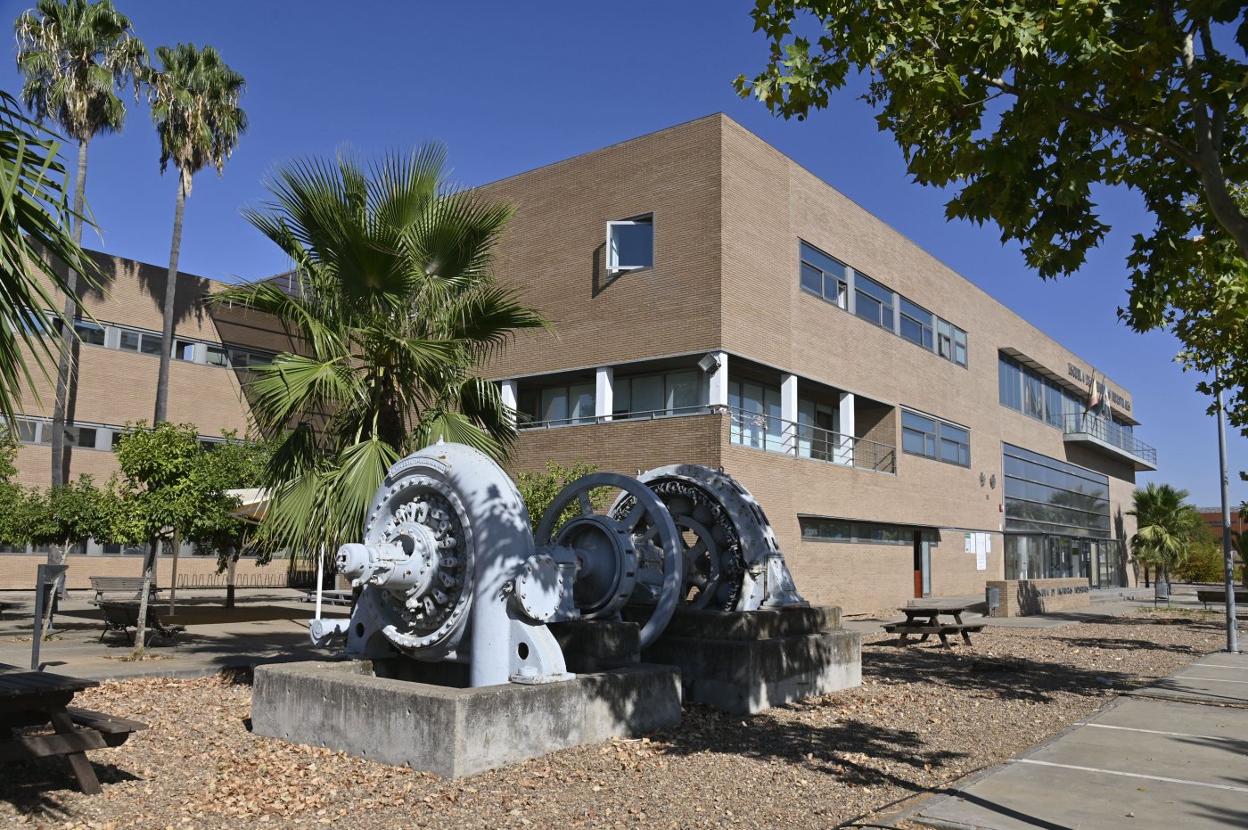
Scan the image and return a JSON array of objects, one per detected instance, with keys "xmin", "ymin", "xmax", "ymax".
[
  {"xmin": 153, "ymin": 173, "xmax": 187, "ymax": 425},
  {"xmin": 45, "ymin": 140, "xmax": 90, "ymax": 613},
  {"xmin": 49, "ymin": 140, "xmax": 89, "ymax": 489}
]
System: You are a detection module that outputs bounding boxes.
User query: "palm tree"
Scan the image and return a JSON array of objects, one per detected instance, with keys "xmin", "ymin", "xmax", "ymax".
[
  {"xmin": 1129, "ymin": 483, "xmax": 1202, "ymax": 587},
  {"xmin": 212, "ymin": 148, "xmax": 544, "ymax": 560},
  {"xmin": 14, "ymin": 0, "xmax": 146, "ymax": 486},
  {"xmin": 147, "ymin": 43, "xmax": 246, "ymax": 424},
  {"xmin": 0, "ymin": 90, "xmax": 96, "ymax": 423}
]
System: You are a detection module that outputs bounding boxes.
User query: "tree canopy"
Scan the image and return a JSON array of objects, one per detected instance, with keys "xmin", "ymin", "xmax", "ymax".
[
  {"xmin": 736, "ymin": 1, "xmax": 1248, "ymax": 428},
  {"xmin": 1129, "ymin": 482, "xmax": 1203, "ymax": 579}
]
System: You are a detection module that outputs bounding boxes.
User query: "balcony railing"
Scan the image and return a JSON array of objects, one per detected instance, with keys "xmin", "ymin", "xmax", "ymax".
[
  {"xmin": 517, "ymin": 405, "xmax": 714, "ymax": 430},
  {"xmin": 1062, "ymin": 412, "xmax": 1157, "ymax": 468},
  {"xmin": 726, "ymin": 406, "xmax": 896, "ymax": 474}
]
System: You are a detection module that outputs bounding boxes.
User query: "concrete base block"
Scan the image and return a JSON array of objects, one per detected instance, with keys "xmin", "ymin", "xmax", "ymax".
[
  {"xmin": 251, "ymin": 660, "xmax": 681, "ymax": 778},
  {"xmin": 638, "ymin": 606, "xmax": 862, "ymax": 714}
]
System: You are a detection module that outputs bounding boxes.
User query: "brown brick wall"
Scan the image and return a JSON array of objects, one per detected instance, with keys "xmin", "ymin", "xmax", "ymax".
[
  {"xmin": 476, "ymin": 116, "xmax": 724, "ymax": 379},
  {"xmin": 506, "ymin": 414, "xmax": 722, "ymax": 478}
]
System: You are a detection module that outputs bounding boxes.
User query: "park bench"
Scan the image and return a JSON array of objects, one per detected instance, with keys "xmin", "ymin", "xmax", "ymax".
[
  {"xmin": 97, "ymin": 601, "xmax": 185, "ymax": 646},
  {"xmin": 88, "ymin": 576, "xmax": 161, "ymax": 606},
  {"xmin": 1195, "ymin": 588, "xmax": 1248, "ymax": 609}
]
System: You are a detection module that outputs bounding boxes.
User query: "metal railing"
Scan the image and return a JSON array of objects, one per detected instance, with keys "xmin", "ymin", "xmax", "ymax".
[
  {"xmin": 516, "ymin": 404, "xmax": 714, "ymax": 431},
  {"xmin": 1062, "ymin": 412, "xmax": 1157, "ymax": 466},
  {"xmin": 725, "ymin": 407, "xmax": 896, "ymax": 474}
]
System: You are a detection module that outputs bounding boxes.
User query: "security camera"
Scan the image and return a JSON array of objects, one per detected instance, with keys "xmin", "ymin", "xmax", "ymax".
[{"xmin": 697, "ymin": 353, "xmax": 720, "ymax": 374}]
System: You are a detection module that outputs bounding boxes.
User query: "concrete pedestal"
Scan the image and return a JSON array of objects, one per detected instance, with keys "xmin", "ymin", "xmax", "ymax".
[
  {"xmin": 632, "ymin": 605, "xmax": 862, "ymax": 714},
  {"xmin": 251, "ymin": 660, "xmax": 680, "ymax": 778}
]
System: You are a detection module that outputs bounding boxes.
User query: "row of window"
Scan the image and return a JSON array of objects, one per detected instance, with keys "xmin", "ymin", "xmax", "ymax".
[
  {"xmin": 799, "ymin": 516, "xmax": 940, "ymax": 546},
  {"xmin": 997, "ymin": 353, "xmax": 1134, "ymax": 437},
  {"xmin": 517, "ymin": 368, "xmax": 702, "ymax": 426},
  {"xmin": 10, "ymin": 416, "xmax": 226, "ymax": 453},
  {"xmin": 901, "ymin": 409, "xmax": 970, "ymax": 467},
  {"xmin": 800, "ymin": 241, "xmax": 968, "ymax": 366},
  {"xmin": 63, "ymin": 316, "xmax": 274, "ymax": 371},
  {"xmin": 1001, "ymin": 443, "xmax": 1111, "ymax": 538}
]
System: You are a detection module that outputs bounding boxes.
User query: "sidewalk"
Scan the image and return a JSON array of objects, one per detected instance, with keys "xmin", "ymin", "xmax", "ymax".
[
  {"xmin": 0, "ymin": 589, "xmax": 344, "ymax": 680},
  {"xmin": 914, "ymin": 649, "xmax": 1248, "ymax": 830}
]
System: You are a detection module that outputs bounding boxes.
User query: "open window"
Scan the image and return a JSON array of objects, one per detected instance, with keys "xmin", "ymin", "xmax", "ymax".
[{"xmin": 607, "ymin": 214, "xmax": 653, "ymax": 273}]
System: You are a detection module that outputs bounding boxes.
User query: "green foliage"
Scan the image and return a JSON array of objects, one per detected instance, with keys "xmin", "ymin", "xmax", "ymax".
[
  {"xmin": 736, "ymin": 1, "xmax": 1248, "ymax": 430},
  {"xmin": 14, "ymin": 0, "xmax": 147, "ymax": 144},
  {"xmin": 1129, "ymin": 483, "xmax": 1203, "ymax": 580},
  {"xmin": 147, "ymin": 42, "xmax": 245, "ymax": 193},
  {"xmin": 1173, "ymin": 532, "xmax": 1229, "ymax": 583},
  {"xmin": 212, "ymin": 148, "xmax": 545, "ymax": 559},
  {"xmin": 515, "ymin": 461, "xmax": 601, "ymax": 534},
  {"xmin": 114, "ymin": 422, "xmax": 269, "ymax": 569},
  {"xmin": 0, "ymin": 440, "xmax": 28, "ymax": 546},
  {"xmin": 19, "ymin": 474, "xmax": 120, "ymax": 551},
  {"xmin": 0, "ymin": 89, "xmax": 98, "ymax": 421}
]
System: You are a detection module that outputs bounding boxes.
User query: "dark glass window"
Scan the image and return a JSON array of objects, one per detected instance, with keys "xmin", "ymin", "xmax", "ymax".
[
  {"xmin": 74, "ymin": 319, "xmax": 105, "ymax": 346},
  {"xmin": 801, "ymin": 516, "xmax": 939, "ymax": 546},
  {"xmin": 900, "ymin": 298, "xmax": 934, "ymax": 349},
  {"xmin": 999, "ymin": 355, "xmax": 1022, "ymax": 409},
  {"xmin": 854, "ymin": 273, "xmax": 893, "ymax": 329},
  {"xmin": 799, "ymin": 241, "xmax": 847, "ymax": 307},
  {"xmin": 903, "ymin": 409, "xmax": 970, "ymax": 467},
  {"xmin": 608, "ymin": 215, "xmax": 654, "ymax": 271}
]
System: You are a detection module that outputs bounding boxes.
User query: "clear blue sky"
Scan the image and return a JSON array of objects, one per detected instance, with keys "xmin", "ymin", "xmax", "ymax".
[{"xmin": 1, "ymin": 0, "xmax": 1242, "ymax": 507}]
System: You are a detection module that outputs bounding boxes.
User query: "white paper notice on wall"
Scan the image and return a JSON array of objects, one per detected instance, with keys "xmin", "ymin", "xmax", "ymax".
[
  {"xmin": 964, "ymin": 533, "xmax": 975, "ymax": 554},
  {"xmin": 974, "ymin": 533, "xmax": 988, "ymax": 571}
]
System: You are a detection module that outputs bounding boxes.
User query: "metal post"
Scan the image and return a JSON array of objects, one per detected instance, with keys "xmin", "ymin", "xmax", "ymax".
[
  {"xmin": 314, "ymin": 544, "xmax": 324, "ymax": 621},
  {"xmin": 1215, "ymin": 367, "xmax": 1239, "ymax": 653}
]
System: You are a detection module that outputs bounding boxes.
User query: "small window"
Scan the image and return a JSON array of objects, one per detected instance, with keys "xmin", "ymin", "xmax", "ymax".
[
  {"xmin": 936, "ymin": 318, "xmax": 967, "ymax": 366},
  {"xmin": 68, "ymin": 426, "xmax": 98, "ymax": 449},
  {"xmin": 139, "ymin": 333, "xmax": 163, "ymax": 356},
  {"xmin": 74, "ymin": 319, "xmax": 105, "ymax": 346},
  {"xmin": 903, "ymin": 409, "xmax": 970, "ymax": 467},
  {"xmin": 15, "ymin": 419, "xmax": 39, "ymax": 444},
  {"xmin": 175, "ymin": 339, "xmax": 197, "ymax": 361},
  {"xmin": 118, "ymin": 329, "xmax": 142, "ymax": 352},
  {"xmin": 204, "ymin": 346, "xmax": 229, "ymax": 367},
  {"xmin": 799, "ymin": 241, "xmax": 848, "ymax": 308},
  {"xmin": 607, "ymin": 215, "xmax": 653, "ymax": 272},
  {"xmin": 899, "ymin": 298, "xmax": 934, "ymax": 350},
  {"xmin": 854, "ymin": 273, "xmax": 894, "ymax": 330}
]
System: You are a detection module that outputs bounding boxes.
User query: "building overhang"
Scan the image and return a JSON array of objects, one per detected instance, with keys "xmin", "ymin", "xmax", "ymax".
[{"xmin": 1062, "ymin": 431, "xmax": 1157, "ymax": 472}]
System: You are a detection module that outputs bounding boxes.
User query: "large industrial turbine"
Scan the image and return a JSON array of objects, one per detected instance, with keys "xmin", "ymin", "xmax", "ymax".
[
  {"xmin": 323, "ymin": 442, "xmax": 805, "ymax": 688},
  {"xmin": 613, "ymin": 464, "xmax": 805, "ymax": 611}
]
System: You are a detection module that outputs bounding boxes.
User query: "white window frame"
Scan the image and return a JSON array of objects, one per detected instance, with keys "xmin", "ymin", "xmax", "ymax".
[{"xmin": 606, "ymin": 214, "xmax": 654, "ymax": 274}]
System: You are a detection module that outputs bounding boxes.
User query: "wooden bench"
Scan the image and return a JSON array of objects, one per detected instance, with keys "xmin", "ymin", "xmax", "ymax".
[
  {"xmin": 883, "ymin": 621, "xmax": 985, "ymax": 648},
  {"xmin": 97, "ymin": 601, "xmax": 185, "ymax": 646},
  {"xmin": 1196, "ymin": 588, "xmax": 1248, "ymax": 609},
  {"xmin": 0, "ymin": 669, "xmax": 146, "ymax": 794},
  {"xmin": 89, "ymin": 577, "xmax": 161, "ymax": 606}
]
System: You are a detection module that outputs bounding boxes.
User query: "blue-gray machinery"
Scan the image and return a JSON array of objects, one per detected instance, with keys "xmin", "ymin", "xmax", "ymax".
[{"xmin": 314, "ymin": 442, "xmax": 805, "ymax": 686}]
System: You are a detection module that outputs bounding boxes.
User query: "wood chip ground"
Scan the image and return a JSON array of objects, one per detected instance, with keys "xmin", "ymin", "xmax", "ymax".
[{"xmin": 0, "ymin": 610, "xmax": 1228, "ymax": 829}]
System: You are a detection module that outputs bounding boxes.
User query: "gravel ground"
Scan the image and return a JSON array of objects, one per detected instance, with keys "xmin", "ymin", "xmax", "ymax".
[{"xmin": 0, "ymin": 610, "xmax": 1228, "ymax": 830}]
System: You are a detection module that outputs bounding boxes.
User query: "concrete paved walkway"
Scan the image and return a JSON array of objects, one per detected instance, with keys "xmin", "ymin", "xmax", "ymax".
[
  {"xmin": 0, "ymin": 589, "xmax": 344, "ymax": 680},
  {"xmin": 916, "ymin": 650, "xmax": 1248, "ymax": 830}
]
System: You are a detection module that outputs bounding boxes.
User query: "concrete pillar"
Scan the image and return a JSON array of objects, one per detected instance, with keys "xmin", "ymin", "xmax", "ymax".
[
  {"xmin": 891, "ymin": 291, "xmax": 901, "ymax": 335},
  {"xmin": 845, "ymin": 267, "xmax": 857, "ymax": 315},
  {"xmin": 595, "ymin": 366, "xmax": 614, "ymax": 422},
  {"xmin": 780, "ymin": 373, "xmax": 798, "ymax": 455},
  {"xmin": 836, "ymin": 392, "xmax": 855, "ymax": 466},
  {"xmin": 500, "ymin": 379, "xmax": 518, "ymax": 427},
  {"xmin": 706, "ymin": 352, "xmax": 729, "ymax": 408}
]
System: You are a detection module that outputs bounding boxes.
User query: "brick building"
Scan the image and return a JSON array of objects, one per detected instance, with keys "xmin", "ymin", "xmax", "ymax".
[
  {"xmin": 479, "ymin": 114, "xmax": 1157, "ymax": 611},
  {"xmin": 0, "ymin": 251, "xmax": 294, "ymax": 590}
]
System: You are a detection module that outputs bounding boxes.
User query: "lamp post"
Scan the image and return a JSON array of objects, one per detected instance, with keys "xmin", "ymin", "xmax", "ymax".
[{"xmin": 1215, "ymin": 365, "xmax": 1240, "ymax": 653}]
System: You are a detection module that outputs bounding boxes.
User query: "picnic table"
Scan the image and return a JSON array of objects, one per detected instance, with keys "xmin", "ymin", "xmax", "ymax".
[
  {"xmin": 882, "ymin": 602, "xmax": 984, "ymax": 648},
  {"xmin": 0, "ymin": 666, "xmax": 146, "ymax": 793}
]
